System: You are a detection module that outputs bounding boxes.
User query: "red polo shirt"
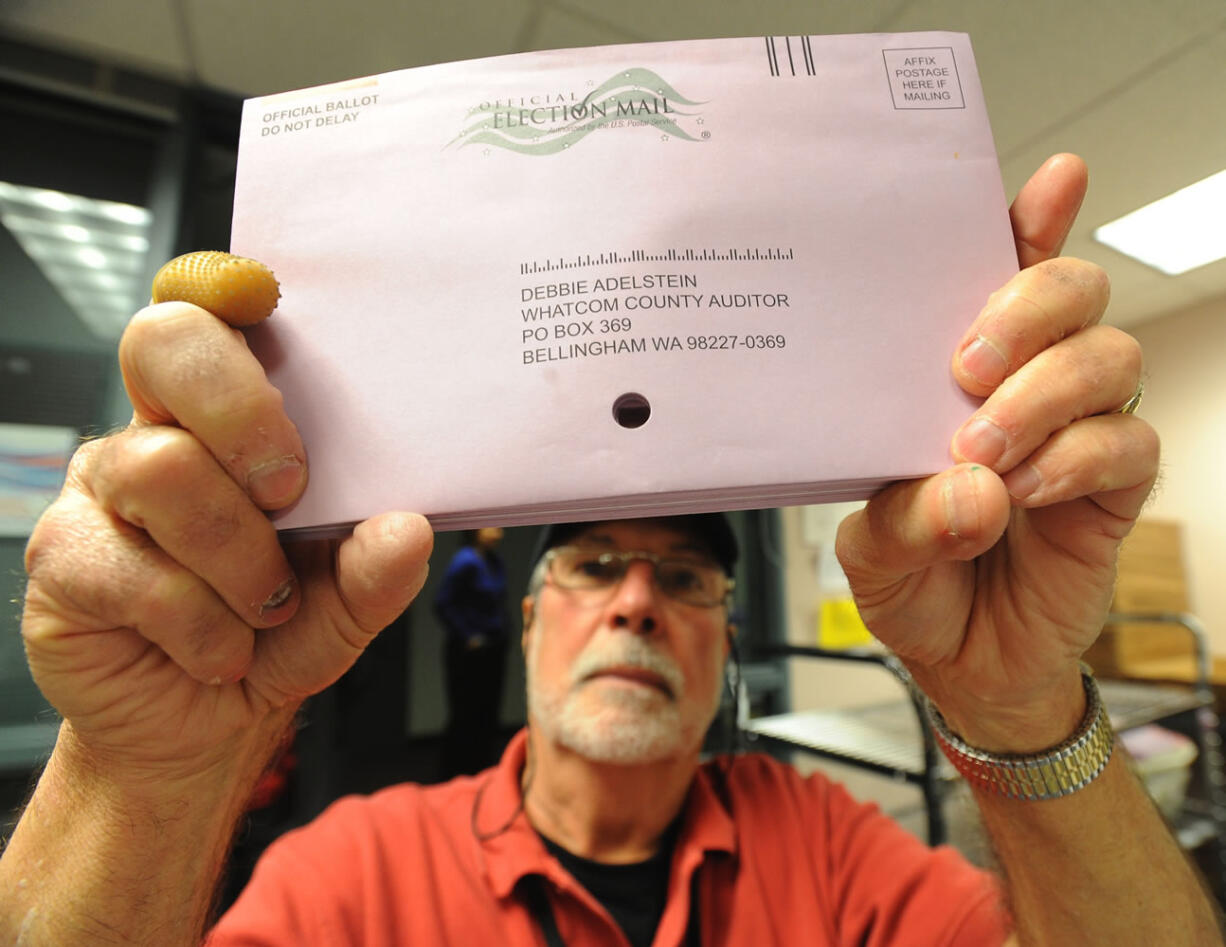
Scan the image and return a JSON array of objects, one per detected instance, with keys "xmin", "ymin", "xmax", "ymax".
[{"xmin": 208, "ymin": 730, "xmax": 1009, "ymax": 945}]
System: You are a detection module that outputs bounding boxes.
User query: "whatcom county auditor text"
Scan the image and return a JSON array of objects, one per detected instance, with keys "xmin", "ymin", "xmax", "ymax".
[{"xmin": 517, "ymin": 265, "xmax": 793, "ymax": 366}]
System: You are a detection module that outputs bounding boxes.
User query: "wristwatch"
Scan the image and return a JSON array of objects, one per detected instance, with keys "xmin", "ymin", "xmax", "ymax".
[{"xmin": 924, "ymin": 668, "xmax": 1115, "ymax": 801}]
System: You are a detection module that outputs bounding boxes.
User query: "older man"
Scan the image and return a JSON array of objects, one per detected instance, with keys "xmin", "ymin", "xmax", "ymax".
[
  {"xmin": 202, "ymin": 513, "xmax": 1011, "ymax": 945},
  {"xmin": 1, "ymin": 155, "xmax": 1222, "ymax": 945}
]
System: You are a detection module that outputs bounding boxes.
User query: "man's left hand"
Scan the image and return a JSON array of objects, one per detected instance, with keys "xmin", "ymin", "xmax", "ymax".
[{"xmin": 836, "ymin": 154, "xmax": 1158, "ymax": 751}]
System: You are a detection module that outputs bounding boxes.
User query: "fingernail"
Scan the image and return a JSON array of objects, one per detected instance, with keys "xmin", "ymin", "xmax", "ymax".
[
  {"xmin": 1004, "ymin": 463, "xmax": 1041, "ymax": 501},
  {"xmin": 944, "ymin": 467, "xmax": 980, "ymax": 539},
  {"xmin": 248, "ymin": 456, "xmax": 305, "ymax": 507},
  {"xmin": 260, "ymin": 577, "xmax": 295, "ymax": 616},
  {"xmin": 960, "ymin": 336, "xmax": 1008, "ymax": 387},
  {"xmin": 953, "ymin": 417, "xmax": 1007, "ymax": 467}
]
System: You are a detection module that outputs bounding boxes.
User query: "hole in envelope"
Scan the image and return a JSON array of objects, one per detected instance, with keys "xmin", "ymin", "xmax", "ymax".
[{"xmin": 612, "ymin": 392, "xmax": 651, "ymax": 429}]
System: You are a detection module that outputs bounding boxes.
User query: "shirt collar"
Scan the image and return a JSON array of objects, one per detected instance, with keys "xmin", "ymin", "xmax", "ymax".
[{"xmin": 477, "ymin": 729, "xmax": 739, "ymax": 899}]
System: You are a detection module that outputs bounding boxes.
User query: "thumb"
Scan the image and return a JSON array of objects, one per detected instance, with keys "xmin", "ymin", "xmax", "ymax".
[
  {"xmin": 335, "ymin": 512, "xmax": 434, "ymax": 633},
  {"xmin": 836, "ymin": 465, "xmax": 1010, "ymax": 591},
  {"xmin": 1010, "ymin": 153, "xmax": 1088, "ymax": 270},
  {"xmin": 244, "ymin": 513, "xmax": 433, "ymax": 705}
]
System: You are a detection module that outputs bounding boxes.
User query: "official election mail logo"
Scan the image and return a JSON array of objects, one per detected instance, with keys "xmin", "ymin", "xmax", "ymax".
[{"xmin": 449, "ymin": 68, "xmax": 707, "ymax": 156}]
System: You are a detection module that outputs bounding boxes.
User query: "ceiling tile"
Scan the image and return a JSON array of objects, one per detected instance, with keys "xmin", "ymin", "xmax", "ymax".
[
  {"xmin": 1178, "ymin": 257, "xmax": 1226, "ymax": 307},
  {"xmin": 0, "ymin": 0, "xmax": 189, "ymax": 79},
  {"xmin": 527, "ymin": 5, "xmax": 643, "ymax": 53},
  {"xmin": 184, "ymin": 0, "xmax": 538, "ymax": 97},
  {"xmin": 542, "ymin": 0, "xmax": 902, "ymax": 44},
  {"xmin": 1001, "ymin": 27, "xmax": 1226, "ymax": 327},
  {"xmin": 883, "ymin": 0, "xmax": 1226, "ymax": 157}
]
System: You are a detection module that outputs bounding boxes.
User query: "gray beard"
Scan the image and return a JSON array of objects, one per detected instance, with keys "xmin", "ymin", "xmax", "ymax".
[{"xmin": 525, "ymin": 628, "xmax": 724, "ymax": 765}]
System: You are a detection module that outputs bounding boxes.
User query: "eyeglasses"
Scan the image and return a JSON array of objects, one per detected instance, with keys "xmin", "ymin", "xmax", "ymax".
[{"xmin": 543, "ymin": 546, "xmax": 734, "ymax": 608}]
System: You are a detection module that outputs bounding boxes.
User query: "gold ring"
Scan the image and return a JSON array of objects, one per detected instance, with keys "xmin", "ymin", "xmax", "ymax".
[{"xmin": 1117, "ymin": 381, "xmax": 1144, "ymax": 415}]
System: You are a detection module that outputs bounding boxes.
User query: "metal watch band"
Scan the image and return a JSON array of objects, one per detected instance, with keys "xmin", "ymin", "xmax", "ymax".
[{"xmin": 924, "ymin": 669, "xmax": 1115, "ymax": 801}]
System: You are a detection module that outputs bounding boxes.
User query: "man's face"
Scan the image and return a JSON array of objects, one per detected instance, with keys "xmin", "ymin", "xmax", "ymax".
[{"xmin": 522, "ymin": 520, "xmax": 730, "ymax": 765}]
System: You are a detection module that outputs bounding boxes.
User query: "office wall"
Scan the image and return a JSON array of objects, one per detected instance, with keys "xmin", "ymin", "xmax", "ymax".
[{"xmin": 1129, "ymin": 295, "xmax": 1226, "ymax": 652}]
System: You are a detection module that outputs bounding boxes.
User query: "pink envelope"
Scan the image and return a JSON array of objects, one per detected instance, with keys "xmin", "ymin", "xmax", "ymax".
[{"xmin": 230, "ymin": 33, "xmax": 1016, "ymax": 536}]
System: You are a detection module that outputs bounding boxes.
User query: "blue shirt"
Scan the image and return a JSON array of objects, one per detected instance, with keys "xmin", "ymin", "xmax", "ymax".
[{"xmin": 433, "ymin": 546, "xmax": 508, "ymax": 644}]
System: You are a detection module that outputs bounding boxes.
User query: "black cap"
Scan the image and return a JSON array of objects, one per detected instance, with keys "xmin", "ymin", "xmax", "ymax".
[{"xmin": 531, "ymin": 513, "xmax": 739, "ymax": 576}]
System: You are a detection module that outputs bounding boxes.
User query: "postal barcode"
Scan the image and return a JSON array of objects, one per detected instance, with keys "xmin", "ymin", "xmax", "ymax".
[
  {"xmin": 765, "ymin": 36, "xmax": 816, "ymax": 77},
  {"xmin": 520, "ymin": 247, "xmax": 796, "ymax": 275}
]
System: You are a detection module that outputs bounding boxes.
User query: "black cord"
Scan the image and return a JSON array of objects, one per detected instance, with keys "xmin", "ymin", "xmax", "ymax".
[
  {"xmin": 471, "ymin": 731, "xmax": 535, "ymax": 843},
  {"xmin": 724, "ymin": 629, "xmax": 748, "ymax": 755}
]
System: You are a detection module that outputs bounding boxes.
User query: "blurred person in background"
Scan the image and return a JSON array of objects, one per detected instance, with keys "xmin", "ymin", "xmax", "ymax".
[{"xmin": 435, "ymin": 526, "xmax": 511, "ymax": 775}]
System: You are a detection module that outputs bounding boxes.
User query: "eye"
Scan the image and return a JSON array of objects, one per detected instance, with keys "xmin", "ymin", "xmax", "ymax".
[
  {"xmin": 574, "ymin": 555, "xmax": 622, "ymax": 582},
  {"xmin": 658, "ymin": 563, "xmax": 703, "ymax": 593}
]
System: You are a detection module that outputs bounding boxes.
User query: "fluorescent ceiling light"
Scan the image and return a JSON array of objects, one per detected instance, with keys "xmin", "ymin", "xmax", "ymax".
[
  {"xmin": 0, "ymin": 181, "xmax": 153, "ymax": 338},
  {"xmin": 1094, "ymin": 169, "xmax": 1226, "ymax": 276},
  {"xmin": 77, "ymin": 247, "xmax": 108, "ymax": 268},
  {"xmin": 30, "ymin": 189, "xmax": 75, "ymax": 213},
  {"xmin": 100, "ymin": 201, "xmax": 152, "ymax": 227}
]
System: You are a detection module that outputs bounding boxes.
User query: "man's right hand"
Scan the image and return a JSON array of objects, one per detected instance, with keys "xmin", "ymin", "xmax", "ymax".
[{"xmin": 21, "ymin": 293, "xmax": 433, "ymax": 787}]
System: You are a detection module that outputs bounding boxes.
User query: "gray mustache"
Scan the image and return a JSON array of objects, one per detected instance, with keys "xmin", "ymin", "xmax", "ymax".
[{"xmin": 569, "ymin": 636, "xmax": 685, "ymax": 695}]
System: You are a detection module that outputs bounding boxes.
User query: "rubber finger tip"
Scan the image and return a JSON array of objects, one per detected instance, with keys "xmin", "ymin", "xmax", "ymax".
[{"xmin": 151, "ymin": 251, "xmax": 280, "ymax": 327}]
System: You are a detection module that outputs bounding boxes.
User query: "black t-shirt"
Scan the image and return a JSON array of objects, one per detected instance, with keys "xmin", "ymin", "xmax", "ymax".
[{"xmin": 539, "ymin": 822, "xmax": 681, "ymax": 947}]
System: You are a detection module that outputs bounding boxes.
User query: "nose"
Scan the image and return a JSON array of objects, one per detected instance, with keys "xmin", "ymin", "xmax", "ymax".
[{"xmin": 606, "ymin": 559, "xmax": 660, "ymax": 635}]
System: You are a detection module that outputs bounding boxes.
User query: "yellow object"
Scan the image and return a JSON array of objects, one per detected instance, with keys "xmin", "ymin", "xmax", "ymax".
[
  {"xmin": 151, "ymin": 250, "xmax": 281, "ymax": 327},
  {"xmin": 817, "ymin": 598, "xmax": 873, "ymax": 649}
]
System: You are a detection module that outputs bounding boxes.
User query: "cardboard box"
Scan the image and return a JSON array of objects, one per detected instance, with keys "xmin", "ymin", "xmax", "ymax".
[{"xmin": 1085, "ymin": 519, "xmax": 1195, "ymax": 676}]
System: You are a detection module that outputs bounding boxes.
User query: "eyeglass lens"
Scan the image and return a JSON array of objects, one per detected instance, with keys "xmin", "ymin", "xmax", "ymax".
[{"xmin": 550, "ymin": 548, "xmax": 726, "ymax": 605}]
